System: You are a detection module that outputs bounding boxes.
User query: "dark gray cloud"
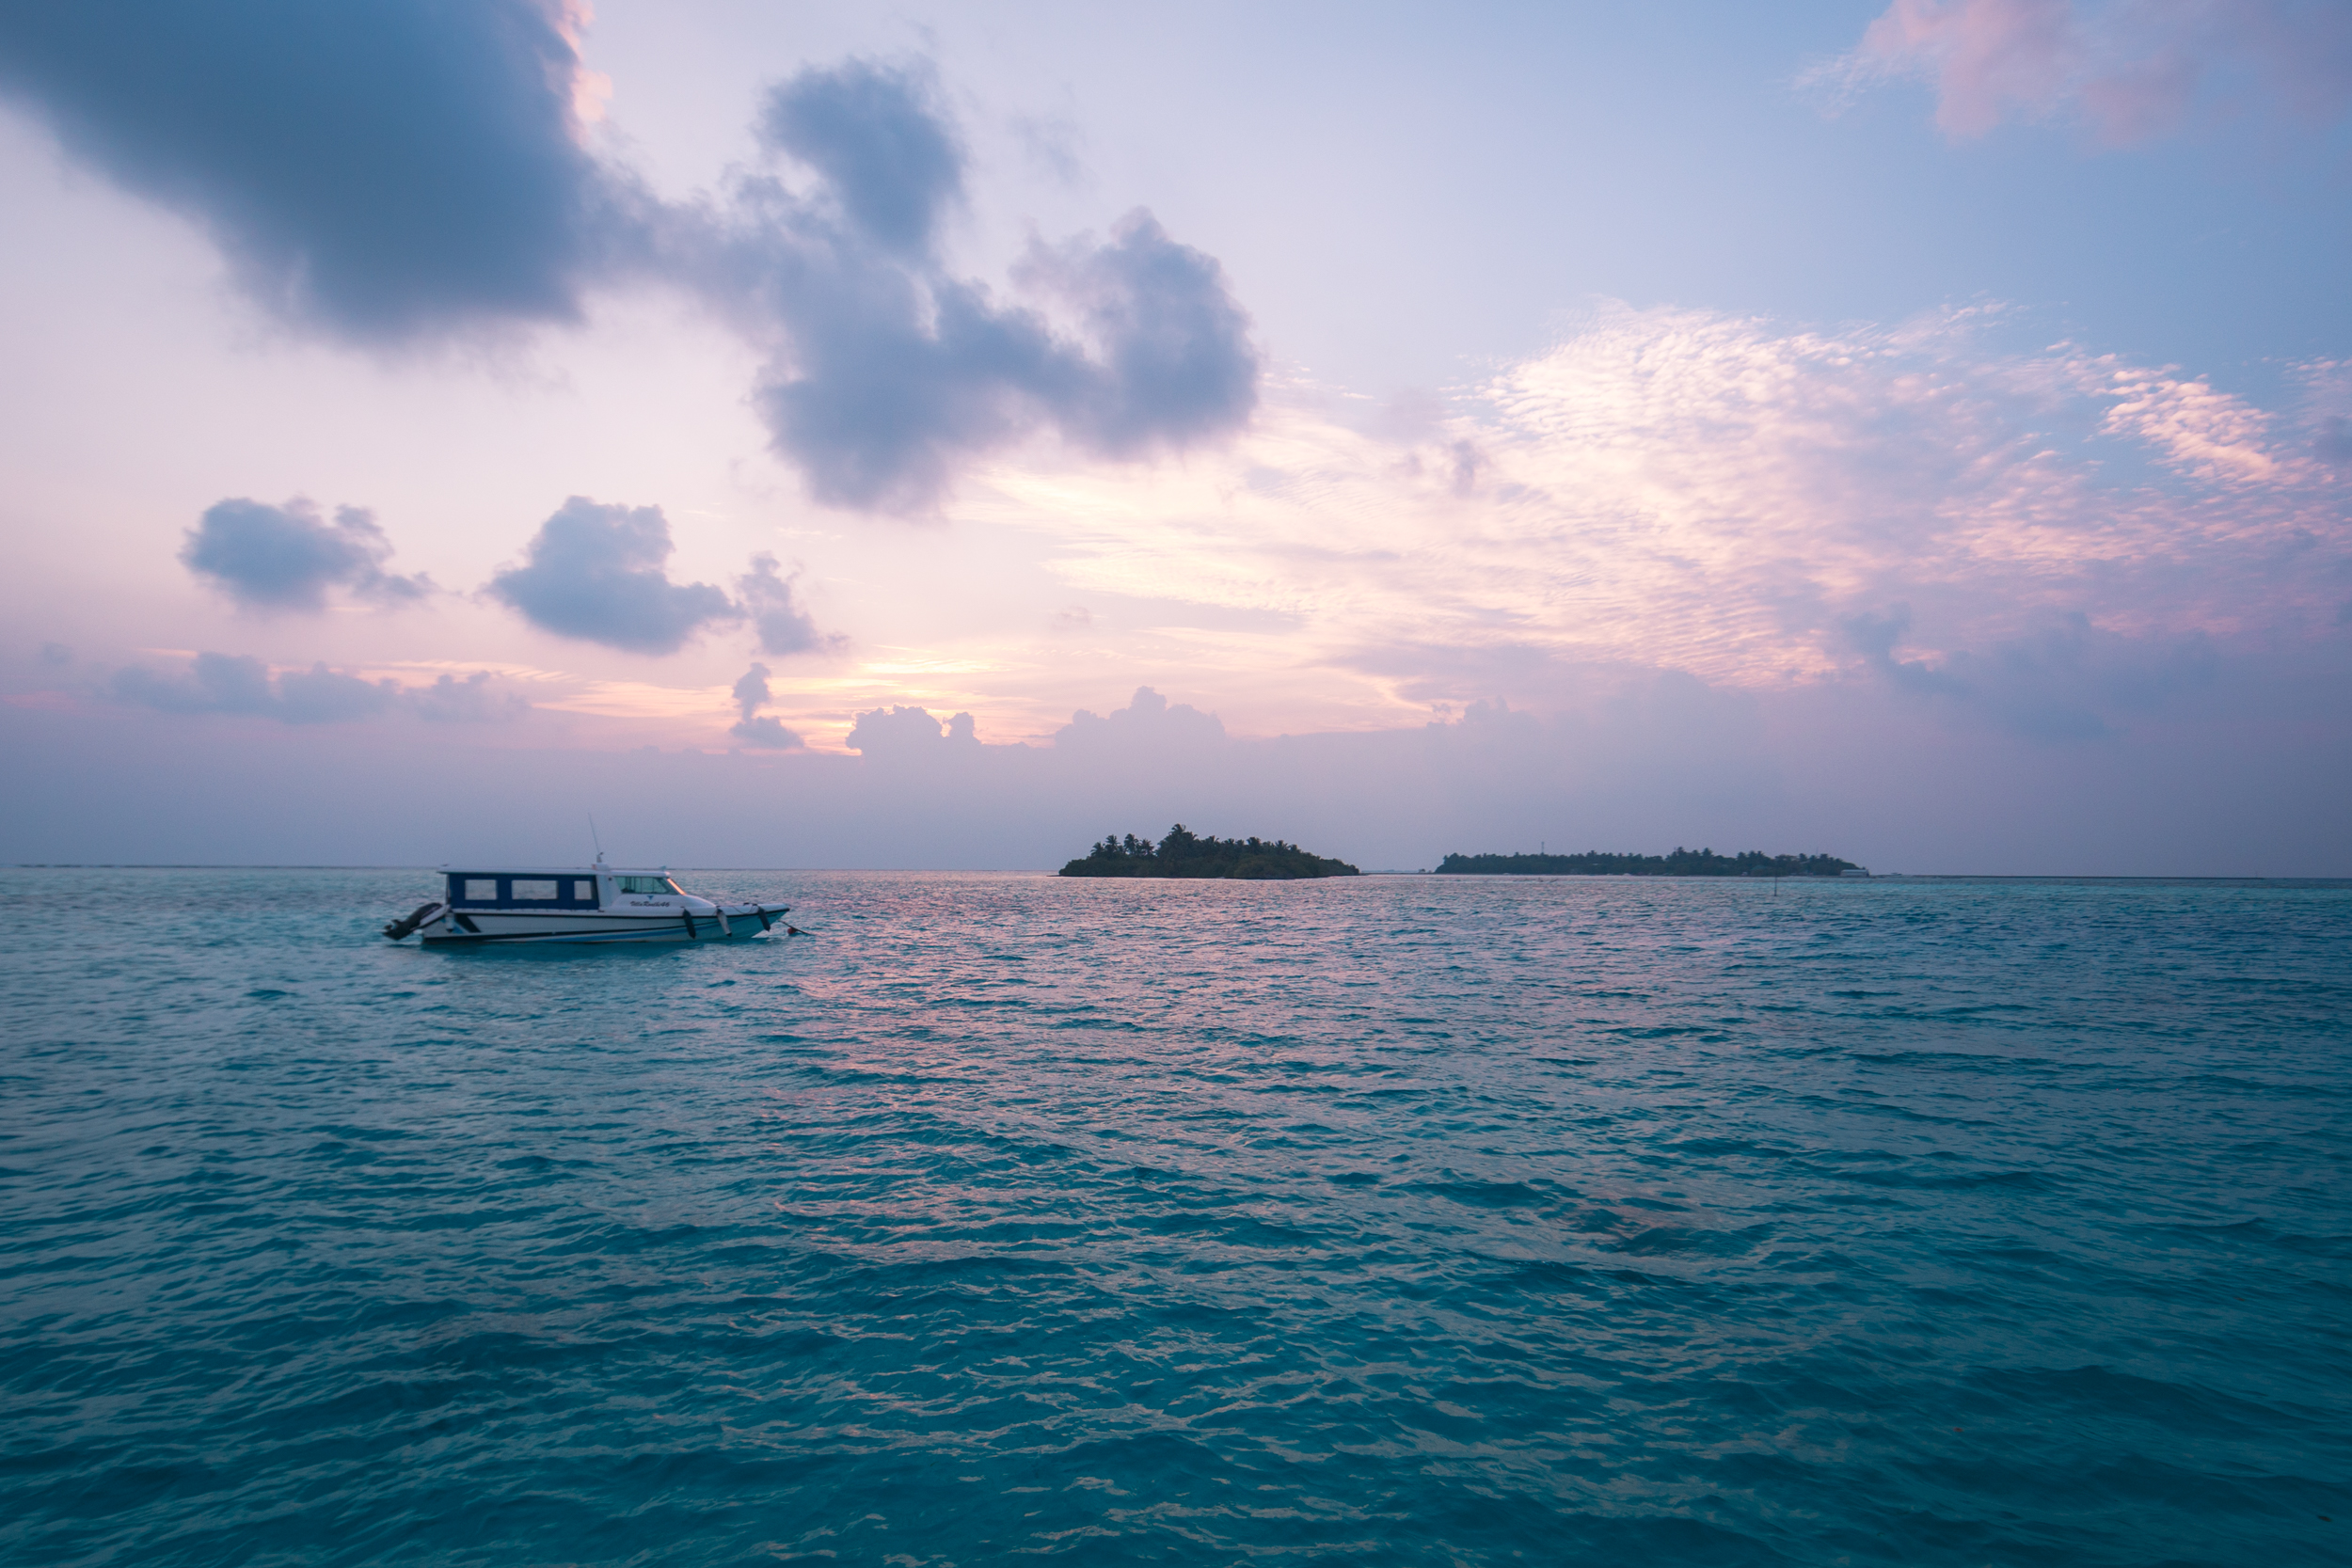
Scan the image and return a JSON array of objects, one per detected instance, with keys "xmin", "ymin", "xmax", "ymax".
[
  {"xmin": 757, "ymin": 59, "xmax": 961, "ymax": 257},
  {"xmin": 1012, "ymin": 214, "xmax": 1263, "ymax": 457},
  {"xmin": 487, "ymin": 498, "xmax": 737, "ymax": 654},
  {"xmin": 737, "ymin": 554, "xmax": 834, "ymax": 657},
  {"xmin": 724, "ymin": 198, "xmax": 1260, "ymax": 512},
  {"xmin": 0, "ymin": 0, "xmax": 636, "ymax": 341},
  {"xmin": 115, "ymin": 652, "xmax": 395, "ymax": 723},
  {"xmin": 486, "ymin": 508, "xmax": 839, "ymax": 659},
  {"xmin": 182, "ymin": 498, "xmax": 429, "ymax": 610},
  {"xmin": 0, "ymin": 16, "xmax": 1259, "ymax": 509},
  {"xmin": 709, "ymin": 63, "xmax": 1260, "ymax": 512}
]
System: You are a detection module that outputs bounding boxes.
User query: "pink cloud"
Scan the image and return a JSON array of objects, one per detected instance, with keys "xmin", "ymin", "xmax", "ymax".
[
  {"xmin": 1829, "ymin": 0, "xmax": 2352, "ymax": 145},
  {"xmin": 1857, "ymin": 0, "xmax": 2080, "ymax": 137},
  {"xmin": 952, "ymin": 301, "xmax": 2349, "ymax": 747}
]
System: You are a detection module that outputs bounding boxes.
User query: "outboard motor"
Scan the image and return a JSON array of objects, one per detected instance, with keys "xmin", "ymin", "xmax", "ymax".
[{"xmin": 382, "ymin": 902, "xmax": 445, "ymax": 942}]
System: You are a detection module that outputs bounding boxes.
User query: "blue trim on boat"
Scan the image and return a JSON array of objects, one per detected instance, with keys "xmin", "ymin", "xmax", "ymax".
[{"xmin": 446, "ymin": 872, "xmax": 602, "ymax": 911}]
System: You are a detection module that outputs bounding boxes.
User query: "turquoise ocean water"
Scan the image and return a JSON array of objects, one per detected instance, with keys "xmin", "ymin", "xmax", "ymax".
[{"xmin": 2, "ymin": 867, "xmax": 2346, "ymax": 1565}]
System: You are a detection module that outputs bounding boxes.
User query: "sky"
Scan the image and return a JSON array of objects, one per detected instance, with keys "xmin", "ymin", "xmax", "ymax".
[{"xmin": 1, "ymin": 0, "xmax": 2347, "ymax": 873}]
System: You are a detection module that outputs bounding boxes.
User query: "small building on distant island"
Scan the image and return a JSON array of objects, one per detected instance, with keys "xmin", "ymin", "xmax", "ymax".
[{"xmin": 1060, "ymin": 825, "xmax": 1359, "ymax": 879}]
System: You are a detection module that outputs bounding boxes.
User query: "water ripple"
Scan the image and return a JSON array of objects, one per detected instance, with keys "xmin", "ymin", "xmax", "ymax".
[{"xmin": 2, "ymin": 869, "xmax": 2347, "ymax": 1565}]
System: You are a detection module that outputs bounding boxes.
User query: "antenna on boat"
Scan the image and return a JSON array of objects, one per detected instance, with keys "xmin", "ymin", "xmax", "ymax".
[{"xmin": 589, "ymin": 814, "xmax": 606, "ymax": 866}]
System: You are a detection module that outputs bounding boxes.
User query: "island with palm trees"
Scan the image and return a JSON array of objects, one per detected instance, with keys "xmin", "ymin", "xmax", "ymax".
[{"xmin": 1059, "ymin": 824, "xmax": 1359, "ymax": 879}]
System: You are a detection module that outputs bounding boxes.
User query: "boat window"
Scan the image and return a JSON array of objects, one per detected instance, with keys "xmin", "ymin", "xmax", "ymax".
[
  {"xmin": 571, "ymin": 880, "xmax": 596, "ymax": 900},
  {"xmin": 615, "ymin": 876, "xmax": 673, "ymax": 895},
  {"xmin": 513, "ymin": 879, "xmax": 558, "ymax": 900},
  {"xmin": 464, "ymin": 879, "xmax": 498, "ymax": 900}
]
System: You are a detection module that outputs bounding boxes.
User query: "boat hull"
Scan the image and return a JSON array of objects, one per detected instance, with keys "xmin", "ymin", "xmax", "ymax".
[{"xmin": 420, "ymin": 902, "xmax": 790, "ymax": 945}]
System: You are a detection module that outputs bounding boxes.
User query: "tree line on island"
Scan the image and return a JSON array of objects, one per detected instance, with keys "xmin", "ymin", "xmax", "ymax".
[
  {"xmin": 1058, "ymin": 829, "xmax": 1859, "ymax": 880},
  {"xmin": 1059, "ymin": 825, "xmax": 1360, "ymax": 879},
  {"xmin": 1436, "ymin": 848, "xmax": 1859, "ymax": 878}
]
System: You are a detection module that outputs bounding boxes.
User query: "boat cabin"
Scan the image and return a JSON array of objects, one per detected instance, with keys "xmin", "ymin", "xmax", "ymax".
[{"xmin": 441, "ymin": 868, "xmax": 685, "ymax": 911}]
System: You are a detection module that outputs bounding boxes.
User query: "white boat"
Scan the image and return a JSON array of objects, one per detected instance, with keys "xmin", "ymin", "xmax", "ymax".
[{"xmin": 382, "ymin": 862, "xmax": 793, "ymax": 946}]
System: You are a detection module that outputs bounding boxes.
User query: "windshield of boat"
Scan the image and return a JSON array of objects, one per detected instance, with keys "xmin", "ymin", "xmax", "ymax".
[{"xmin": 613, "ymin": 876, "xmax": 682, "ymax": 895}]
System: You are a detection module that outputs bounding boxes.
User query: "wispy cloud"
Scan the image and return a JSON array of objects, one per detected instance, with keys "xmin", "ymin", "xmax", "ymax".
[{"xmin": 940, "ymin": 302, "xmax": 2348, "ymax": 742}]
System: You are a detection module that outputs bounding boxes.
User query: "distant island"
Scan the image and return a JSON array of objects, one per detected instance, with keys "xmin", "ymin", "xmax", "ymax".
[
  {"xmin": 1437, "ymin": 847, "xmax": 1859, "ymax": 878},
  {"xmin": 1061, "ymin": 824, "xmax": 1360, "ymax": 879}
]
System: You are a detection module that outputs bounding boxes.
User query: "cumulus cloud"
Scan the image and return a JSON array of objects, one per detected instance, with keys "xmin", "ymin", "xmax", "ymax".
[
  {"xmin": 1054, "ymin": 686, "xmax": 1228, "ymax": 752},
  {"xmin": 487, "ymin": 497, "xmax": 736, "ymax": 654},
  {"xmin": 486, "ymin": 505, "xmax": 845, "ymax": 659},
  {"xmin": 181, "ymin": 498, "xmax": 429, "ymax": 611},
  {"xmin": 847, "ymin": 704, "xmax": 980, "ymax": 758},
  {"xmin": 0, "ymin": 0, "xmax": 635, "ymax": 340},
  {"xmin": 1817, "ymin": 0, "xmax": 2352, "ymax": 144},
  {"xmin": 112, "ymin": 653, "xmax": 528, "ymax": 725},
  {"xmin": 0, "ymin": 20, "xmax": 1259, "ymax": 509},
  {"xmin": 727, "ymin": 662, "xmax": 803, "ymax": 749}
]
